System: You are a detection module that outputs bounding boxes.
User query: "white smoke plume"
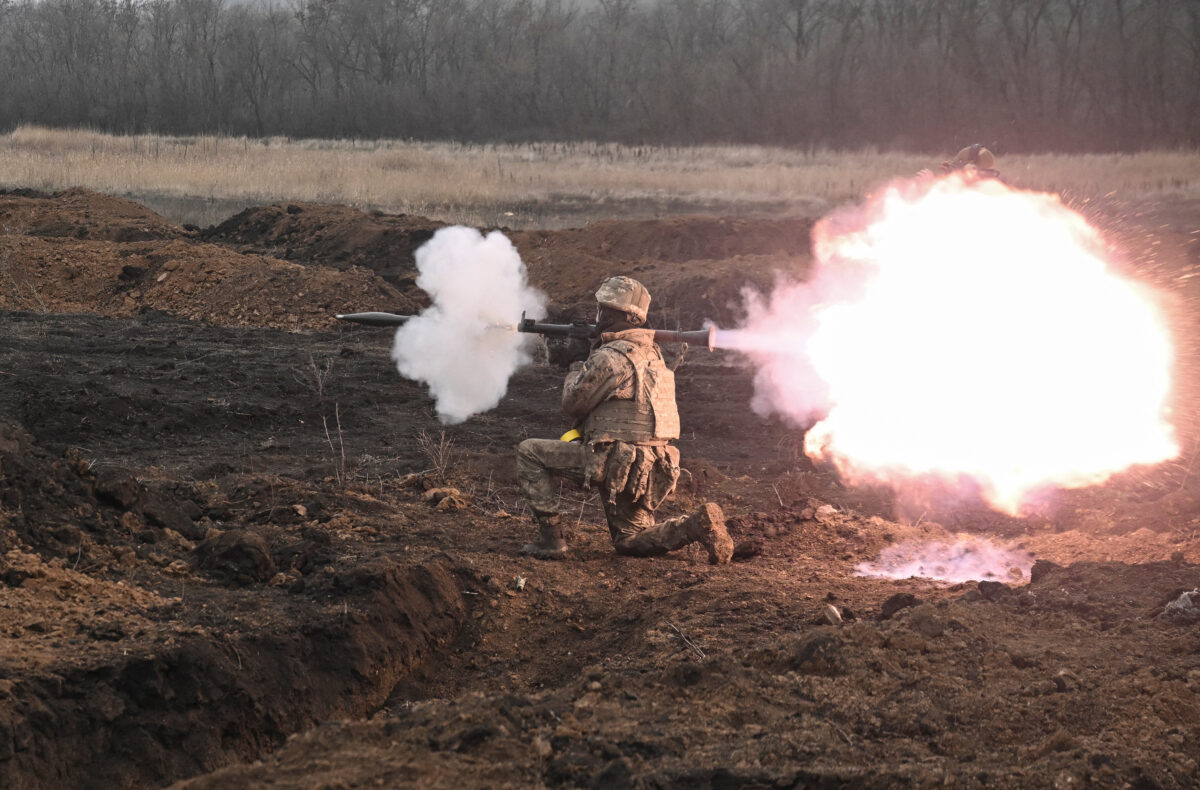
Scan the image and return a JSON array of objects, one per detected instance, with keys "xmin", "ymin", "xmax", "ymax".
[
  {"xmin": 856, "ymin": 537, "xmax": 1033, "ymax": 583},
  {"xmin": 391, "ymin": 226, "xmax": 547, "ymax": 424},
  {"xmin": 713, "ymin": 276, "xmax": 837, "ymax": 426}
]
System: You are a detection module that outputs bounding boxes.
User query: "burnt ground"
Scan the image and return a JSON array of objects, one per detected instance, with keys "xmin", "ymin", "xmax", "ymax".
[{"xmin": 0, "ymin": 188, "xmax": 1198, "ymax": 789}]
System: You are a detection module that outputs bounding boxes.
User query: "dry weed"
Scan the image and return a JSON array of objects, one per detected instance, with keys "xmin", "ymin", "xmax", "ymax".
[
  {"xmin": 415, "ymin": 430, "xmax": 456, "ymax": 485},
  {"xmin": 0, "ymin": 244, "xmax": 47, "ymax": 314},
  {"xmin": 293, "ymin": 353, "xmax": 335, "ymax": 401},
  {"xmin": 3, "ymin": 126, "xmax": 1197, "ymax": 229},
  {"xmin": 322, "ymin": 403, "xmax": 347, "ymax": 486}
]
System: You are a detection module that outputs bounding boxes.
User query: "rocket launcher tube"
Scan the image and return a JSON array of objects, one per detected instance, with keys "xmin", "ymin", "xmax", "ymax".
[
  {"xmin": 515, "ymin": 313, "xmax": 715, "ymax": 350},
  {"xmin": 336, "ymin": 311, "xmax": 715, "ymax": 351}
]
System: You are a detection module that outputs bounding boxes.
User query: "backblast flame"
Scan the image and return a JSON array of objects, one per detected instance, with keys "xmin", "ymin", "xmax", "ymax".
[{"xmin": 724, "ymin": 175, "xmax": 1178, "ymax": 514}]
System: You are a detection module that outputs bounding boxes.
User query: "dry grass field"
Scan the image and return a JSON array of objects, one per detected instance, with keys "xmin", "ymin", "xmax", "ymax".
[{"xmin": 2, "ymin": 125, "xmax": 1198, "ymax": 228}]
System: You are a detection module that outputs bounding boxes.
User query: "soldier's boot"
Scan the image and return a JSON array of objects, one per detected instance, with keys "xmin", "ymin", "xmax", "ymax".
[
  {"xmin": 519, "ymin": 512, "xmax": 568, "ymax": 560},
  {"xmin": 616, "ymin": 502, "xmax": 733, "ymax": 565}
]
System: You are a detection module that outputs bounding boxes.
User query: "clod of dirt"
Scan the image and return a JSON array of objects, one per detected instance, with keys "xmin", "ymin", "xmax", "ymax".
[
  {"xmin": 424, "ymin": 487, "xmax": 470, "ymax": 511},
  {"xmin": 905, "ymin": 605, "xmax": 947, "ymax": 638},
  {"xmin": 814, "ymin": 504, "xmax": 840, "ymax": 524},
  {"xmin": 731, "ymin": 539, "xmax": 764, "ymax": 560},
  {"xmin": 978, "ymin": 580, "xmax": 1013, "ymax": 601},
  {"xmin": 789, "ymin": 631, "xmax": 847, "ymax": 676},
  {"xmin": 878, "ymin": 592, "xmax": 921, "ymax": 620},
  {"xmin": 1030, "ymin": 558, "xmax": 1063, "ymax": 583},
  {"xmin": 94, "ymin": 468, "xmax": 142, "ymax": 509},
  {"xmin": 197, "ymin": 529, "xmax": 275, "ymax": 585},
  {"xmin": 141, "ymin": 490, "xmax": 203, "ymax": 539},
  {"xmin": 1053, "ymin": 669, "xmax": 1082, "ymax": 692}
]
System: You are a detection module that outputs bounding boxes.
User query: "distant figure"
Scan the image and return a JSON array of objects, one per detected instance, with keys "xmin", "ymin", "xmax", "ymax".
[
  {"xmin": 917, "ymin": 143, "xmax": 1001, "ymax": 182},
  {"xmin": 941, "ymin": 144, "xmax": 1000, "ymax": 179}
]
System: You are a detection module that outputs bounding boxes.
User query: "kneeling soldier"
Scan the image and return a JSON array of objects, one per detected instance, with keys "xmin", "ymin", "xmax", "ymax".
[{"xmin": 516, "ymin": 276, "xmax": 733, "ymax": 564}]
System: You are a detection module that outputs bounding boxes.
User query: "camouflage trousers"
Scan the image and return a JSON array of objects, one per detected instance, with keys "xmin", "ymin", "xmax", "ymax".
[{"xmin": 515, "ymin": 438, "xmax": 693, "ymax": 556}]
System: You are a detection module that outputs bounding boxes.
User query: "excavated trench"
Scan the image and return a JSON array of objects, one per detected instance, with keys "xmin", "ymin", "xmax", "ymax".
[
  {"xmin": 0, "ymin": 310, "xmax": 486, "ymax": 789},
  {"xmin": 0, "ymin": 559, "xmax": 467, "ymax": 790}
]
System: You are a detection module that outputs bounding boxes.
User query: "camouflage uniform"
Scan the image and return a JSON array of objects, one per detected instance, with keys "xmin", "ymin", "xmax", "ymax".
[{"xmin": 517, "ymin": 327, "xmax": 730, "ymax": 560}]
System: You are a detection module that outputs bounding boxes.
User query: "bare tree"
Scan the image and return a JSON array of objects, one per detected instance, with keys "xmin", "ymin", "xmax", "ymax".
[{"xmin": 0, "ymin": 0, "xmax": 1194, "ymax": 149}]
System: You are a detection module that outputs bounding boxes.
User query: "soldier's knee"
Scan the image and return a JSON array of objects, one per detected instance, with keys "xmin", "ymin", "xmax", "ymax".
[
  {"xmin": 612, "ymin": 536, "xmax": 665, "ymax": 558},
  {"xmin": 613, "ymin": 540, "xmax": 639, "ymax": 556},
  {"xmin": 607, "ymin": 519, "xmax": 647, "ymax": 555},
  {"xmin": 516, "ymin": 438, "xmax": 542, "ymax": 468}
]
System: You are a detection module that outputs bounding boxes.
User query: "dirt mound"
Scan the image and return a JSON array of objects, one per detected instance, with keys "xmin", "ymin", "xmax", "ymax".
[
  {"xmin": 0, "ymin": 235, "xmax": 411, "ymax": 330},
  {"xmin": 507, "ymin": 217, "xmax": 813, "ymax": 326},
  {"xmin": 514, "ymin": 215, "xmax": 813, "ymax": 265},
  {"xmin": 1, "ymin": 190, "xmax": 808, "ymax": 331},
  {"xmin": 522, "ymin": 249, "xmax": 790, "ymax": 327},
  {"xmin": 0, "ymin": 189, "xmax": 416, "ymax": 330},
  {"xmin": 203, "ymin": 205, "xmax": 813, "ymax": 326},
  {"xmin": 516, "ymin": 217, "xmax": 814, "ymax": 326},
  {"xmin": 202, "ymin": 202, "xmax": 446, "ymax": 285},
  {"xmin": 0, "ymin": 187, "xmax": 185, "ymax": 242}
]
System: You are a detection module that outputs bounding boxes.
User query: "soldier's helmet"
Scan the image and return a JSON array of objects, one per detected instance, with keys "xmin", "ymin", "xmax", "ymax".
[
  {"xmin": 943, "ymin": 143, "xmax": 997, "ymax": 175},
  {"xmin": 595, "ymin": 276, "xmax": 651, "ymax": 323}
]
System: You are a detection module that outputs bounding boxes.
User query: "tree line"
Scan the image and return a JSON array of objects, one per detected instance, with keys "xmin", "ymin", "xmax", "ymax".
[{"xmin": 0, "ymin": 0, "xmax": 1197, "ymax": 151}]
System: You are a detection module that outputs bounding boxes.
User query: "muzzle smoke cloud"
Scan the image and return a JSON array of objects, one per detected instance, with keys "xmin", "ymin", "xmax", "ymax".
[
  {"xmin": 719, "ymin": 175, "xmax": 1178, "ymax": 514},
  {"xmin": 391, "ymin": 226, "xmax": 546, "ymax": 424}
]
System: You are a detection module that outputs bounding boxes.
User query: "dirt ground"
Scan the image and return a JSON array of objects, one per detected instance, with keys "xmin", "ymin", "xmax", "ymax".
[{"xmin": 0, "ymin": 187, "xmax": 1198, "ymax": 789}]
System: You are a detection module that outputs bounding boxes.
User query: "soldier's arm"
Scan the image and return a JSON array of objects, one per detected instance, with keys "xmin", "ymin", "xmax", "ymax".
[{"xmin": 562, "ymin": 349, "xmax": 633, "ymax": 419}]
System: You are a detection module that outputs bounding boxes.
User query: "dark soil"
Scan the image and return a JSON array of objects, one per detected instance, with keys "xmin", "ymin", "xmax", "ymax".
[
  {"xmin": 0, "ymin": 188, "xmax": 1197, "ymax": 789},
  {"xmin": 198, "ymin": 199, "xmax": 814, "ymax": 326}
]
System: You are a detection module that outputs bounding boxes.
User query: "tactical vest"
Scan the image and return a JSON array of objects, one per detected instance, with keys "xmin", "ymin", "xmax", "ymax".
[{"xmin": 583, "ymin": 334, "xmax": 680, "ymax": 444}]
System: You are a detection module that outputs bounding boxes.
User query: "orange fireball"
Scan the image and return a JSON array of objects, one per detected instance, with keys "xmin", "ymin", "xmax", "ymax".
[{"xmin": 725, "ymin": 175, "xmax": 1178, "ymax": 514}]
